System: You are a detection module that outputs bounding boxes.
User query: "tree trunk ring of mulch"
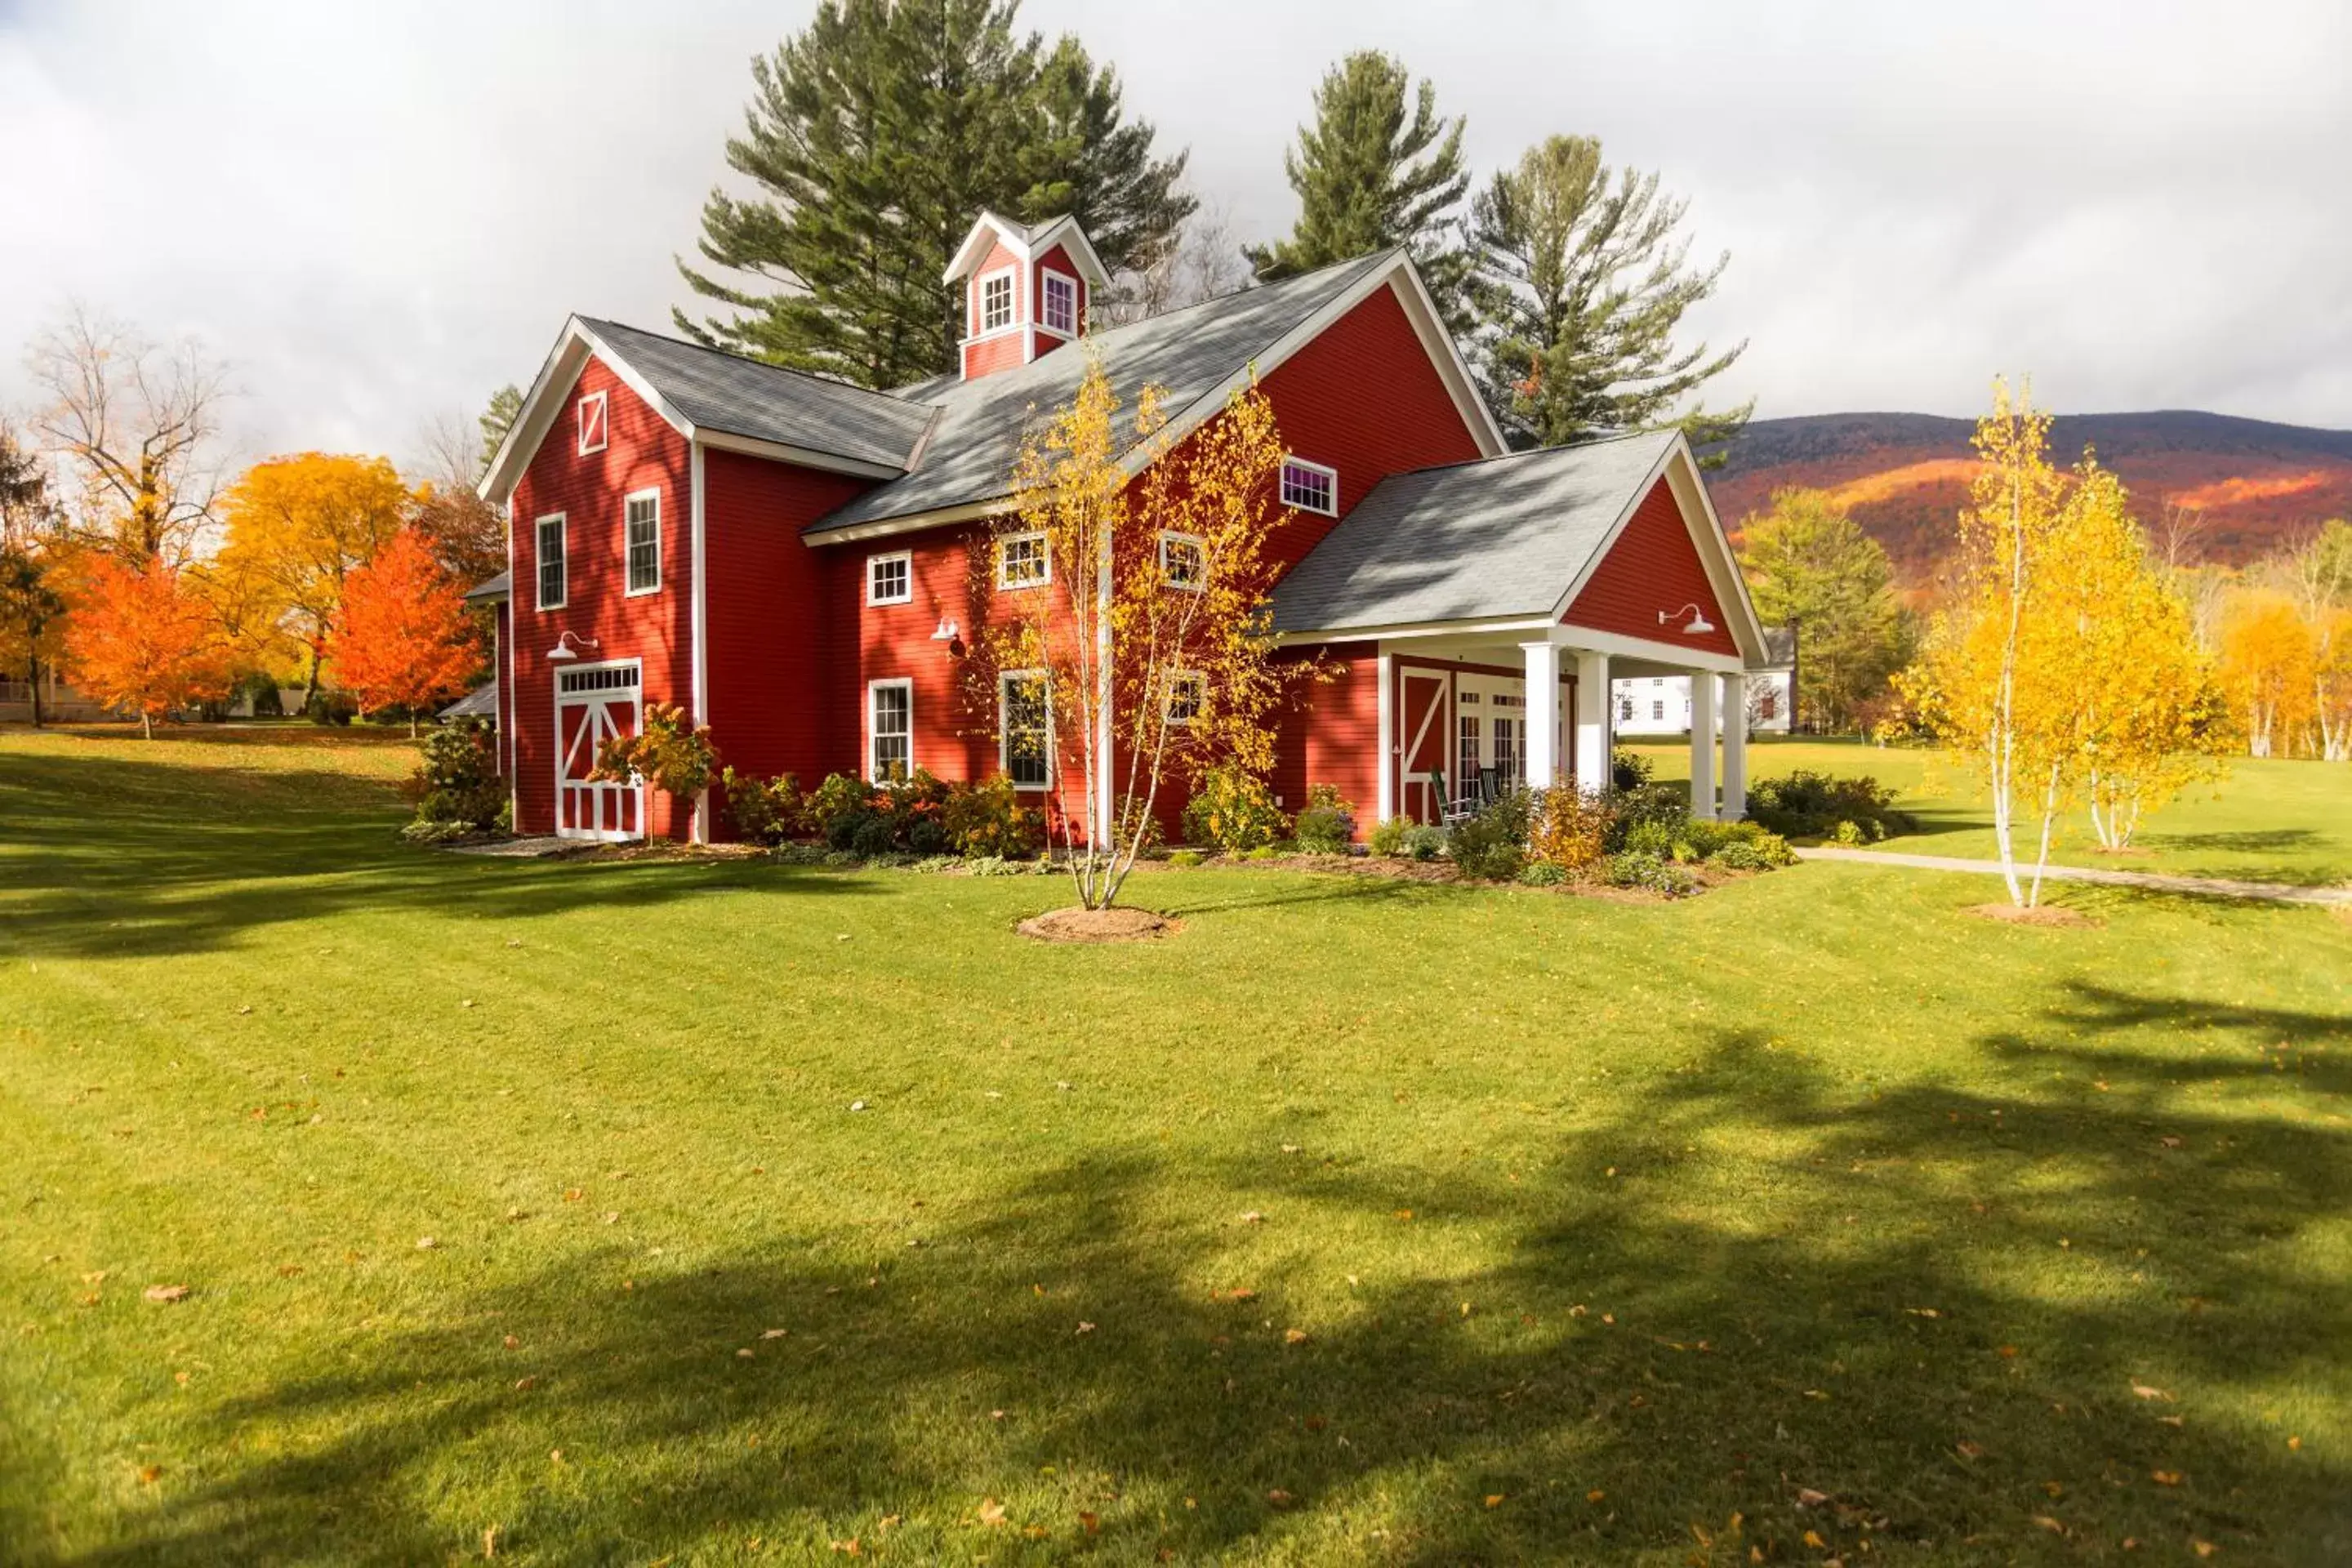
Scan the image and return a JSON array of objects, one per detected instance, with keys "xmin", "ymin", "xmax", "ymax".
[
  {"xmin": 1966, "ymin": 902, "xmax": 2100, "ymax": 928},
  {"xmin": 1017, "ymin": 906, "xmax": 1178, "ymax": 943}
]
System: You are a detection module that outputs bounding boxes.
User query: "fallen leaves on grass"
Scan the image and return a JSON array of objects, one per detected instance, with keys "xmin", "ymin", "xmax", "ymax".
[
  {"xmin": 2152, "ymin": 1470, "xmax": 2183, "ymax": 1486},
  {"xmin": 136, "ymin": 1465, "xmax": 163, "ymax": 1485},
  {"xmin": 142, "ymin": 1285, "xmax": 189, "ymax": 1303},
  {"xmin": 2132, "ymin": 1383, "xmax": 2173, "ymax": 1401},
  {"xmin": 1075, "ymin": 1321, "xmax": 1095, "ymax": 1335},
  {"xmin": 1283, "ymin": 1328, "xmax": 1311, "ymax": 1345},
  {"xmin": 1266, "ymin": 1490, "xmax": 1294, "ymax": 1508},
  {"xmin": 977, "ymin": 1499, "xmax": 1007, "ymax": 1527},
  {"xmin": 1484, "ymin": 1494, "xmax": 1504, "ymax": 1508}
]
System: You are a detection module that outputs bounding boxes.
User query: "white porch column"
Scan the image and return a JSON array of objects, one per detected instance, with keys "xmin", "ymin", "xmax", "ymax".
[
  {"xmin": 1520, "ymin": 640, "xmax": 1561, "ymax": 790},
  {"xmin": 1374, "ymin": 651, "xmax": 1396, "ymax": 822},
  {"xmin": 1720, "ymin": 672, "xmax": 1748, "ymax": 821},
  {"xmin": 1687, "ymin": 668, "xmax": 1717, "ymax": 819},
  {"xmin": 1572, "ymin": 650, "xmax": 1610, "ymax": 791}
]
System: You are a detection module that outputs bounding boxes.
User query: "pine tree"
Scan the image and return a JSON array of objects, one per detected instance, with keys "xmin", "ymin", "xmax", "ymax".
[
  {"xmin": 476, "ymin": 385, "xmax": 522, "ymax": 477},
  {"xmin": 678, "ymin": 0, "xmax": 1191, "ymax": 390},
  {"xmin": 1247, "ymin": 52, "xmax": 1470, "ymax": 319},
  {"xmin": 1467, "ymin": 136, "xmax": 1749, "ymax": 458}
]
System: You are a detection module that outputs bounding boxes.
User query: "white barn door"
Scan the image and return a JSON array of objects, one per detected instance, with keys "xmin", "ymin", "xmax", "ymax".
[{"xmin": 555, "ymin": 661, "xmax": 643, "ymax": 841}]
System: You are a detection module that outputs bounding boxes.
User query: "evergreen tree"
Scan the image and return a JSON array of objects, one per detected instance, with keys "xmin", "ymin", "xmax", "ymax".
[
  {"xmin": 1247, "ymin": 52, "xmax": 1470, "ymax": 322},
  {"xmin": 476, "ymin": 385, "xmax": 522, "ymax": 477},
  {"xmin": 1739, "ymin": 488, "xmax": 1909, "ymax": 733},
  {"xmin": 1467, "ymin": 136, "xmax": 1749, "ymax": 458},
  {"xmin": 678, "ymin": 0, "xmax": 1191, "ymax": 390}
]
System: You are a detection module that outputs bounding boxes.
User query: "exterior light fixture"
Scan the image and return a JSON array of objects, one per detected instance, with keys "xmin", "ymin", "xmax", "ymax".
[
  {"xmin": 1659, "ymin": 603, "xmax": 1715, "ymax": 636},
  {"xmin": 546, "ymin": 630, "xmax": 601, "ymax": 662},
  {"xmin": 930, "ymin": 617, "xmax": 960, "ymax": 642}
]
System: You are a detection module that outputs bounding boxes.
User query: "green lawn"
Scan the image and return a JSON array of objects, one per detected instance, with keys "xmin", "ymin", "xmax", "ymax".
[
  {"xmin": 2, "ymin": 726, "xmax": 2348, "ymax": 1565},
  {"xmin": 1635, "ymin": 737, "xmax": 2352, "ymax": 889}
]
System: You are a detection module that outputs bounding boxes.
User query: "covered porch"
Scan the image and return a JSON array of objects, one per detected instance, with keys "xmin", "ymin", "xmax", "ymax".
[{"xmin": 1367, "ymin": 624, "xmax": 1751, "ymax": 825}]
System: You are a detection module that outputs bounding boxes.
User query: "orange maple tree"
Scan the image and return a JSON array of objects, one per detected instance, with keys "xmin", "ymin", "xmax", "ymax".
[
  {"xmin": 326, "ymin": 528, "xmax": 482, "ymax": 734},
  {"xmin": 65, "ymin": 554, "xmax": 229, "ymax": 737}
]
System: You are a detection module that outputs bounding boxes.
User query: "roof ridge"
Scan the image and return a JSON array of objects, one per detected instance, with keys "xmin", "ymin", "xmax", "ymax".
[
  {"xmin": 577, "ymin": 315, "xmax": 925, "ymax": 416},
  {"xmin": 1081, "ymin": 247, "xmax": 1401, "ymax": 352},
  {"xmin": 1382, "ymin": 425, "xmax": 1677, "ymax": 485}
]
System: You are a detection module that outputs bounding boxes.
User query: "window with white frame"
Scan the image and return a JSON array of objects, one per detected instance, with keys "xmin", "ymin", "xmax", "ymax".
[
  {"xmin": 577, "ymin": 391, "xmax": 608, "ymax": 455},
  {"xmin": 535, "ymin": 514, "xmax": 568, "ymax": 609},
  {"xmin": 1459, "ymin": 713, "xmax": 1481, "ymax": 777},
  {"xmin": 996, "ymin": 531, "xmax": 1049, "ymax": 590},
  {"xmin": 868, "ymin": 680, "xmax": 911, "ymax": 781},
  {"xmin": 625, "ymin": 489, "xmax": 661, "ymax": 595},
  {"xmin": 1158, "ymin": 530, "xmax": 1205, "ymax": 590},
  {"xmin": 978, "ymin": 270, "xmax": 1014, "ymax": 333},
  {"xmin": 1165, "ymin": 670, "xmax": 1205, "ymax": 725},
  {"xmin": 1652, "ymin": 699, "xmax": 1666, "ymax": 720},
  {"xmin": 1279, "ymin": 457, "xmax": 1337, "ymax": 515},
  {"xmin": 999, "ymin": 672, "xmax": 1050, "ymax": 790},
  {"xmin": 1618, "ymin": 697, "xmax": 1633, "ymax": 722},
  {"xmin": 866, "ymin": 550, "xmax": 911, "ymax": 606},
  {"xmin": 1040, "ymin": 270, "xmax": 1077, "ymax": 336}
]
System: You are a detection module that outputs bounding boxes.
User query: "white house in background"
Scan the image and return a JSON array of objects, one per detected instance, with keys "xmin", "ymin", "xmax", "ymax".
[{"xmin": 1615, "ymin": 627, "xmax": 1797, "ymax": 736}]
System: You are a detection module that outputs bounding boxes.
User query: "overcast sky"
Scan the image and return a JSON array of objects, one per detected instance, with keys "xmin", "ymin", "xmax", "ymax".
[{"xmin": 2, "ymin": 0, "xmax": 2346, "ymax": 472}]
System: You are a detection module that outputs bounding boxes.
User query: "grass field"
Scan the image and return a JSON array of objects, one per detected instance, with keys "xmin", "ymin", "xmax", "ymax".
[
  {"xmin": 2, "ymin": 724, "xmax": 2348, "ymax": 1565},
  {"xmin": 1634, "ymin": 737, "xmax": 2352, "ymax": 890}
]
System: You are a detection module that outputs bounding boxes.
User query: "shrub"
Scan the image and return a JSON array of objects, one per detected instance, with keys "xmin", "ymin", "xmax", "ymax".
[
  {"xmin": 1529, "ymin": 787, "xmax": 1614, "ymax": 872},
  {"xmin": 399, "ymin": 818, "xmax": 476, "ymax": 844},
  {"xmin": 306, "ymin": 689, "xmax": 358, "ymax": 726},
  {"xmin": 1182, "ymin": 763, "xmax": 1287, "ymax": 852},
  {"xmin": 1401, "ymin": 824, "xmax": 1447, "ymax": 862},
  {"xmin": 804, "ymin": 773, "xmax": 870, "ymax": 834},
  {"xmin": 1607, "ymin": 782, "xmax": 1694, "ymax": 850},
  {"xmin": 1709, "ymin": 838, "xmax": 1773, "ymax": 871},
  {"xmin": 911, "ymin": 854, "xmax": 960, "ymax": 874},
  {"xmin": 1368, "ymin": 816, "xmax": 1414, "ymax": 857},
  {"xmin": 1832, "ymin": 818, "xmax": 1868, "ymax": 847},
  {"xmin": 719, "ymin": 767, "xmax": 799, "ymax": 846},
  {"xmin": 1167, "ymin": 849, "xmax": 1205, "ymax": 869},
  {"xmin": 1518, "ymin": 860, "xmax": 1567, "ymax": 887},
  {"xmin": 591, "ymin": 702, "xmax": 719, "ymax": 803},
  {"xmin": 773, "ymin": 843, "xmax": 830, "ymax": 866},
  {"xmin": 1293, "ymin": 804, "xmax": 1355, "ymax": 856},
  {"xmin": 850, "ymin": 814, "xmax": 898, "ymax": 858},
  {"xmin": 1602, "ymin": 851, "xmax": 1700, "ymax": 898},
  {"xmin": 821, "ymin": 849, "xmax": 863, "ymax": 868},
  {"xmin": 1621, "ymin": 817, "xmax": 1676, "ymax": 858},
  {"xmin": 964, "ymin": 854, "xmax": 1029, "ymax": 877},
  {"xmin": 1446, "ymin": 790, "xmax": 1530, "ymax": 880},
  {"xmin": 1245, "ymin": 844, "xmax": 1284, "ymax": 861},
  {"xmin": 943, "ymin": 772, "xmax": 1043, "ymax": 858},
  {"xmin": 1610, "ymin": 746, "xmax": 1653, "ymax": 792},
  {"xmin": 1745, "ymin": 769, "xmax": 1912, "ymax": 840},
  {"xmin": 404, "ymin": 718, "xmax": 505, "ymax": 830}
]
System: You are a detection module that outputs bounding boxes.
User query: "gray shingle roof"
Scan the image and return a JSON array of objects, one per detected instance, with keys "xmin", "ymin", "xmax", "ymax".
[
  {"xmin": 1268, "ymin": 430, "xmax": 1679, "ymax": 635},
  {"xmin": 577, "ymin": 318, "xmax": 933, "ymax": 472},
  {"xmin": 463, "ymin": 569, "xmax": 510, "ymax": 602},
  {"xmin": 808, "ymin": 252, "xmax": 1399, "ymax": 534}
]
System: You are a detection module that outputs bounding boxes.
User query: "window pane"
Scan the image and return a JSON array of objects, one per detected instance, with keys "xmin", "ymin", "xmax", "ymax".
[
  {"xmin": 626, "ymin": 497, "xmax": 658, "ymax": 592},
  {"xmin": 1281, "ymin": 460, "xmax": 1334, "ymax": 514},
  {"xmin": 537, "ymin": 519, "xmax": 565, "ymax": 605},
  {"xmin": 871, "ymin": 685, "xmax": 911, "ymax": 780},
  {"xmin": 982, "ymin": 273, "xmax": 1013, "ymax": 332},
  {"xmin": 1043, "ymin": 274, "xmax": 1076, "ymax": 334},
  {"xmin": 1002, "ymin": 677, "xmax": 1049, "ymax": 787}
]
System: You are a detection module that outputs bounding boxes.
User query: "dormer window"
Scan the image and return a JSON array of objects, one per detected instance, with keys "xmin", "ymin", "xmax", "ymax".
[
  {"xmin": 1280, "ymin": 457, "xmax": 1337, "ymax": 516},
  {"xmin": 1040, "ymin": 270, "xmax": 1077, "ymax": 336},
  {"xmin": 577, "ymin": 390, "xmax": 608, "ymax": 456},
  {"xmin": 979, "ymin": 270, "xmax": 1015, "ymax": 334}
]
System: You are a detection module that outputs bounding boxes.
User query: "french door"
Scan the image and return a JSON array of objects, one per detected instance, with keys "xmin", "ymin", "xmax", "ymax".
[{"xmin": 554, "ymin": 661, "xmax": 643, "ymax": 841}]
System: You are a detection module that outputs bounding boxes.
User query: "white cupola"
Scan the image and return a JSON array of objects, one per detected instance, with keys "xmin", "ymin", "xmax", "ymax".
[{"xmin": 942, "ymin": 211, "xmax": 1111, "ymax": 381}]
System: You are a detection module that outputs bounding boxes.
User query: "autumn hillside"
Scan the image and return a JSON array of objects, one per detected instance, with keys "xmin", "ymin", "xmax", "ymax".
[{"xmin": 1709, "ymin": 410, "xmax": 2352, "ymax": 580}]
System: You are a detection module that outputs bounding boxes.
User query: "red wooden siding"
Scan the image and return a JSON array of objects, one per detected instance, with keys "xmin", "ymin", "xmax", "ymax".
[
  {"xmin": 1255, "ymin": 280, "xmax": 1486, "ymax": 574},
  {"xmin": 702, "ymin": 448, "xmax": 877, "ymax": 808},
  {"xmin": 1031, "ymin": 242, "xmax": 1086, "ymax": 359},
  {"xmin": 1273, "ymin": 641, "xmax": 1379, "ymax": 836},
  {"xmin": 508, "ymin": 354, "xmax": 693, "ymax": 839},
  {"xmin": 1561, "ymin": 476, "xmax": 1739, "ymax": 658}
]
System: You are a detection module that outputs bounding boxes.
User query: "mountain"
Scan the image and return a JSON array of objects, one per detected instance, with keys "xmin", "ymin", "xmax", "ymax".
[{"xmin": 1707, "ymin": 410, "xmax": 2352, "ymax": 579}]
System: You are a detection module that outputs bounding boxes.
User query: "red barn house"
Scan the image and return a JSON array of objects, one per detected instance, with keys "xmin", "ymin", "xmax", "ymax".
[{"xmin": 472, "ymin": 212, "xmax": 1767, "ymax": 844}]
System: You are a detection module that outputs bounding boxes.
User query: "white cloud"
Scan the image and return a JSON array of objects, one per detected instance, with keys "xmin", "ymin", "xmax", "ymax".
[{"xmin": 2, "ymin": 0, "xmax": 2345, "ymax": 470}]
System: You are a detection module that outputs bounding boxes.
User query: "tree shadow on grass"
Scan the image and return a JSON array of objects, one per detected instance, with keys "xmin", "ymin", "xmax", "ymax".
[
  {"xmin": 0, "ymin": 751, "xmax": 875, "ymax": 961},
  {"xmin": 56, "ymin": 993, "xmax": 2351, "ymax": 1564}
]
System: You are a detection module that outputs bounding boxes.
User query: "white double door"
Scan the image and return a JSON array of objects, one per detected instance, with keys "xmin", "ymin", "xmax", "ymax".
[{"xmin": 555, "ymin": 662, "xmax": 644, "ymax": 841}]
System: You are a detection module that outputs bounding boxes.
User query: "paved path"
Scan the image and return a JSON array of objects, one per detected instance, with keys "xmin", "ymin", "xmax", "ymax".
[{"xmin": 1794, "ymin": 845, "xmax": 2352, "ymax": 906}]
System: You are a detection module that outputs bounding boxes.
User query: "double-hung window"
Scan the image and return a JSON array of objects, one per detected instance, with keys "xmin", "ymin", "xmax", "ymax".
[
  {"xmin": 979, "ymin": 270, "xmax": 1014, "ymax": 333},
  {"xmin": 996, "ymin": 531, "xmax": 1049, "ymax": 590},
  {"xmin": 1279, "ymin": 457, "xmax": 1337, "ymax": 515},
  {"xmin": 535, "ymin": 514, "xmax": 568, "ymax": 609},
  {"xmin": 624, "ymin": 489, "xmax": 661, "ymax": 595},
  {"xmin": 866, "ymin": 550, "xmax": 911, "ymax": 606},
  {"xmin": 577, "ymin": 391, "xmax": 608, "ymax": 455},
  {"xmin": 1158, "ymin": 530, "xmax": 1205, "ymax": 591},
  {"xmin": 1000, "ymin": 672, "xmax": 1050, "ymax": 790},
  {"xmin": 868, "ymin": 679, "xmax": 912, "ymax": 781},
  {"xmin": 1040, "ymin": 270, "xmax": 1077, "ymax": 336},
  {"xmin": 1165, "ymin": 670, "xmax": 1204, "ymax": 726}
]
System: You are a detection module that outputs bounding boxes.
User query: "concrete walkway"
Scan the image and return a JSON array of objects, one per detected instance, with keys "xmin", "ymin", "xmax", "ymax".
[{"xmin": 1794, "ymin": 844, "xmax": 2352, "ymax": 906}]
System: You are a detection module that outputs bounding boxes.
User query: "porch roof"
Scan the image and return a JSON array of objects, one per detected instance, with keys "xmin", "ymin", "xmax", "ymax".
[{"xmin": 1268, "ymin": 429, "xmax": 1678, "ymax": 636}]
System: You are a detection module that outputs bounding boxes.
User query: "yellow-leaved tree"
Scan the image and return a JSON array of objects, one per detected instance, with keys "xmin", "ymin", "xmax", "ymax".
[
  {"xmin": 978, "ymin": 350, "xmax": 1303, "ymax": 911},
  {"xmin": 2217, "ymin": 590, "xmax": 2315, "ymax": 759}
]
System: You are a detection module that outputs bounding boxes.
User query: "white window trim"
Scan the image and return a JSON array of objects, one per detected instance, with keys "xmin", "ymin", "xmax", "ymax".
[
  {"xmin": 866, "ymin": 549, "xmax": 912, "ymax": 607},
  {"xmin": 1165, "ymin": 668, "xmax": 1205, "ymax": 726},
  {"xmin": 997, "ymin": 668, "xmax": 1053, "ymax": 792},
  {"xmin": 974, "ymin": 265, "xmax": 1018, "ymax": 338},
  {"xmin": 1038, "ymin": 266, "xmax": 1079, "ymax": 339},
  {"xmin": 577, "ymin": 390, "xmax": 608, "ymax": 456},
  {"xmin": 623, "ymin": 487, "xmax": 662, "ymax": 598},
  {"xmin": 534, "ymin": 513, "xmax": 568, "ymax": 611},
  {"xmin": 866, "ymin": 677, "xmax": 914, "ymax": 781},
  {"xmin": 1280, "ymin": 455, "xmax": 1339, "ymax": 516},
  {"xmin": 1158, "ymin": 529, "xmax": 1206, "ymax": 592},
  {"xmin": 996, "ymin": 530, "xmax": 1050, "ymax": 590}
]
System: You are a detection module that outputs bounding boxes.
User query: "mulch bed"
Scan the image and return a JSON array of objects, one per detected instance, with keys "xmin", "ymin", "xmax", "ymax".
[
  {"xmin": 1966, "ymin": 901, "xmax": 2101, "ymax": 929},
  {"xmin": 1017, "ymin": 906, "xmax": 1179, "ymax": 943}
]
